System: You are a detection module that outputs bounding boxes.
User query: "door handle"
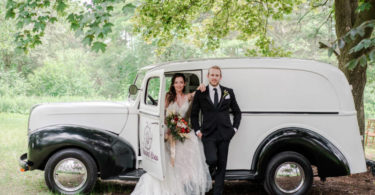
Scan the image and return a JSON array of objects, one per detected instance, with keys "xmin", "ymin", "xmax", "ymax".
[{"xmin": 151, "ymin": 122, "xmax": 159, "ymax": 125}]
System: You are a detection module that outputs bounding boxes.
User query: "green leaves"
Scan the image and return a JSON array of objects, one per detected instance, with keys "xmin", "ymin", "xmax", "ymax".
[
  {"xmin": 4, "ymin": 0, "xmax": 66, "ymax": 52},
  {"xmin": 5, "ymin": 0, "xmax": 16, "ymax": 19},
  {"xmin": 5, "ymin": 0, "xmax": 116, "ymax": 53},
  {"xmin": 338, "ymin": 39, "xmax": 346, "ymax": 49},
  {"xmin": 349, "ymin": 39, "xmax": 375, "ymax": 54},
  {"xmin": 359, "ymin": 55, "xmax": 367, "ymax": 67},
  {"xmin": 5, "ymin": 0, "xmax": 304, "ymax": 55},
  {"xmin": 5, "ymin": 8, "xmax": 15, "ymax": 19},
  {"xmin": 122, "ymin": 3, "xmax": 136, "ymax": 15},
  {"xmin": 328, "ymin": 48, "xmax": 334, "ymax": 57},
  {"xmin": 369, "ymin": 49, "xmax": 375, "ymax": 61},
  {"xmin": 345, "ymin": 50, "xmax": 375, "ymax": 70},
  {"xmin": 5, "ymin": 0, "xmax": 16, "ymax": 9},
  {"xmin": 92, "ymin": 42, "xmax": 106, "ymax": 52},
  {"xmin": 332, "ymin": 19, "xmax": 375, "ymax": 70},
  {"xmin": 83, "ymin": 35, "xmax": 94, "ymax": 46},
  {"xmin": 67, "ymin": 13, "xmax": 82, "ymax": 30},
  {"xmin": 133, "ymin": 0, "xmax": 302, "ymax": 54},
  {"xmin": 56, "ymin": 0, "xmax": 67, "ymax": 15},
  {"xmin": 102, "ymin": 22, "xmax": 114, "ymax": 35},
  {"xmin": 107, "ymin": 5, "xmax": 114, "ymax": 12},
  {"xmin": 346, "ymin": 20, "xmax": 375, "ymax": 69},
  {"xmin": 356, "ymin": 2, "xmax": 372, "ymax": 13},
  {"xmin": 346, "ymin": 20, "xmax": 375, "ymax": 41}
]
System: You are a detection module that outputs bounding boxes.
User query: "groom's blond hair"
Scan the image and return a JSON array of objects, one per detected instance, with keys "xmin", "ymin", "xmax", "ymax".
[{"xmin": 208, "ymin": 65, "xmax": 222, "ymax": 76}]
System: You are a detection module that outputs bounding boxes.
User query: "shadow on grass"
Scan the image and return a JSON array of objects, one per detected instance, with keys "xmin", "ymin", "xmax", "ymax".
[
  {"xmin": 92, "ymin": 174, "xmax": 375, "ymax": 195},
  {"xmin": 93, "ymin": 179, "xmax": 268, "ymax": 195}
]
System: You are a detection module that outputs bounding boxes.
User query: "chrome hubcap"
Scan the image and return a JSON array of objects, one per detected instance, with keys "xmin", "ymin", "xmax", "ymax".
[
  {"xmin": 274, "ymin": 162, "xmax": 305, "ymax": 193},
  {"xmin": 53, "ymin": 158, "xmax": 87, "ymax": 192}
]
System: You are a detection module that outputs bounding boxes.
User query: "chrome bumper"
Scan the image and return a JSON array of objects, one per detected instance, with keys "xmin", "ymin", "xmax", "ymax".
[{"xmin": 19, "ymin": 153, "xmax": 31, "ymax": 171}]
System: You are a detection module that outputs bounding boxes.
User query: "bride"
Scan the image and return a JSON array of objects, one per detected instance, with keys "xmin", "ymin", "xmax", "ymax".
[{"xmin": 131, "ymin": 73, "xmax": 212, "ymax": 195}]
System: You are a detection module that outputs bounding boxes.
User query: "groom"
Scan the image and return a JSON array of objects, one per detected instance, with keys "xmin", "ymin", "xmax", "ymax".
[{"xmin": 191, "ymin": 65, "xmax": 241, "ymax": 195}]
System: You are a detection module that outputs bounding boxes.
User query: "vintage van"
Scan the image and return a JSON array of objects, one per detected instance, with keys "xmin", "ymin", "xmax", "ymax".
[{"xmin": 19, "ymin": 58, "xmax": 366, "ymax": 195}]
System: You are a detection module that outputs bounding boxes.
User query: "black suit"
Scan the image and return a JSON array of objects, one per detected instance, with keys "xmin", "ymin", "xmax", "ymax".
[{"xmin": 191, "ymin": 85, "xmax": 241, "ymax": 195}]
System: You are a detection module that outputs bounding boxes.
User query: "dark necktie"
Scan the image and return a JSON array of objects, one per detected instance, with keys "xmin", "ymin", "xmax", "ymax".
[{"xmin": 214, "ymin": 88, "xmax": 218, "ymax": 107}]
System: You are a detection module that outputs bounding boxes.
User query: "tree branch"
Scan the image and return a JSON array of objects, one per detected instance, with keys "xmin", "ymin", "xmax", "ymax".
[
  {"xmin": 298, "ymin": 0, "xmax": 330, "ymax": 24},
  {"xmin": 312, "ymin": 0, "xmax": 329, "ymax": 8},
  {"xmin": 319, "ymin": 41, "xmax": 339, "ymax": 57},
  {"xmin": 313, "ymin": 10, "xmax": 333, "ymax": 38}
]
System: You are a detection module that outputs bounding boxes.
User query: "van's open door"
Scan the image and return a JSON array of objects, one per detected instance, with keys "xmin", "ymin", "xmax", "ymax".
[{"xmin": 139, "ymin": 69, "xmax": 166, "ymax": 180}]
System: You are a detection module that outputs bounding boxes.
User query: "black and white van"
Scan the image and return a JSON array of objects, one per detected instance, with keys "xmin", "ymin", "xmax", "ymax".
[{"xmin": 19, "ymin": 58, "xmax": 366, "ymax": 194}]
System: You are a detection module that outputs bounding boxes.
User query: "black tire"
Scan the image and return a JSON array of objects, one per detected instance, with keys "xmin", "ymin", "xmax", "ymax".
[
  {"xmin": 44, "ymin": 148, "xmax": 98, "ymax": 194},
  {"xmin": 263, "ymin": 151, "xmax": 313, "ymax": 195}
]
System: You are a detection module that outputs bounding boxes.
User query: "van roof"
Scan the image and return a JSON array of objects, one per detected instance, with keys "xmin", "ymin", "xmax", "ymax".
[{"xmin": 140, "ymin": 57, "xmax": 338, "ymax": 73}]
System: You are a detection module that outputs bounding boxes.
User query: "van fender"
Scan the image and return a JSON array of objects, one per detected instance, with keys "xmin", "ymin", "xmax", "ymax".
[
  {"xmin": 252, "ymin": 127, "xmax": 350, "ymax": 179},
  {"xmin": 27, "ymin": 125, "xmax": 136, "ymax": 179}
]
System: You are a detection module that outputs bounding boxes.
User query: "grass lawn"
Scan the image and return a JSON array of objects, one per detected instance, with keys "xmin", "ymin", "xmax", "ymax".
[
  {"xmin": 1, "ymin": 112, "xmax": 374, "ymax": 194},
  {"xmin": 0, "ymin": 113, "xmax": 51, "ymax": 194}
]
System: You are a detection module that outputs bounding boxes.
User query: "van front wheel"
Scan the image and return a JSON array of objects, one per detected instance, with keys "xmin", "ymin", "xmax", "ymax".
[
  {"xmin": 44, "ymin": 148, "xmax": 97, "ymax": 194},
  {"xmin": 263, "ymin": 151, "xmax": 313, "ymax": 195}
]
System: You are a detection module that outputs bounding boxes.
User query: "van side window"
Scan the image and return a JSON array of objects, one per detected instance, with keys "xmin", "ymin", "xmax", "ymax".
[
  {"xmin": 187, "ymin": 74, "xmax": 199, "ymax": 93},
  {"xmin": 145, "ymin": 77, "xmax": 160, "ymax": 106}
]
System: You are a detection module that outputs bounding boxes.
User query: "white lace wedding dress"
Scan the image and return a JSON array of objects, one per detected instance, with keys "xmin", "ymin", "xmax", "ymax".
[{"xmin": 131, "ymin": 95, "xmax": 212, "ymax": 195}]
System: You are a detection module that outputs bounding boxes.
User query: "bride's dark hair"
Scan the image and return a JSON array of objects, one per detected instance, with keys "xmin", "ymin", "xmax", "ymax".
[{"xmin": 167, "ymin": 73, "xmax": 186, "ymax": 104}]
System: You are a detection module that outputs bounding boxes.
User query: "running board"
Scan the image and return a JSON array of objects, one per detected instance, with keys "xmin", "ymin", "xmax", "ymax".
[
  {"xmin": 225, "ymin": 170, "xmax": 257, "ymax": 180},
  {"xmin": 115, "ymin": 169, "xmax": 257, "ymax": 181},
  {"xmin": 117, "ymin": 169, "xmax": 146, "ymax": 180}
]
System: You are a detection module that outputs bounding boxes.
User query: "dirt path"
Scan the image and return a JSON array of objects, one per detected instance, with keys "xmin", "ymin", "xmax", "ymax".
[{"xmin": 96, "ymin": 169, "xmax": 375, "ymax": 195}]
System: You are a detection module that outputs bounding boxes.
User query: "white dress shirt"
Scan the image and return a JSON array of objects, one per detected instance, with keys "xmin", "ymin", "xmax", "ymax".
[{"xmin": 209, "ymin": 84, "xmax": 221, "ymax": 104}]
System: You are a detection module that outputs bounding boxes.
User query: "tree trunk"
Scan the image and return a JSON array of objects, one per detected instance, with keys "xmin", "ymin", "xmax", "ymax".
[
  {"xmin": 338, "ymin": 54, "xmax": 367, "ymax": 137},
  {"xmin": 335, "ymin": 0, "xmax": 375, "ymax": 138}
]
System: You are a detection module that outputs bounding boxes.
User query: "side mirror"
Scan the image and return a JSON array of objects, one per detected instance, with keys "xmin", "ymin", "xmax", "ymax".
[{"xmin": 129, "ymin": 84, "xmax": 139, "ymax": 95}]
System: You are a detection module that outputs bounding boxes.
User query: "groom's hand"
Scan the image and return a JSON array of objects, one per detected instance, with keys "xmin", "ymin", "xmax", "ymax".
[{"xmin": 197, "ymin": 83, "xmax": 206, "ymax": 92}]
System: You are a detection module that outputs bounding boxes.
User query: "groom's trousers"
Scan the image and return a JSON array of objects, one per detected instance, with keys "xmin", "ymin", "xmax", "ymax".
[{"xmin": 202, "ymin": 131, "xmax": 230, "ymax": 195}]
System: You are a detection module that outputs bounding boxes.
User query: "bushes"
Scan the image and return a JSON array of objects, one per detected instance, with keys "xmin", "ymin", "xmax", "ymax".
[
  {"xmin": 0, "ymin": 59, "xmax": 124, "ymax": 114},
  {"xmin": 0, "ymin": 69, "xmax": 30, "ymax": 96},
  {"xmin": 28, "ymin": 62, "xmax": 96, "ymax": 97},
  {"xmin": 0, "ymin": 49, "xmax": 134, "ymax": 114}
]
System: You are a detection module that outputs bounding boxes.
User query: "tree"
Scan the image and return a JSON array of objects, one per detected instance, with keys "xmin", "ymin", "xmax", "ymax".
[
  {"xmin": 330, "ymin": 0, "xmax": 375, "ymax": 137},
  {"xmin": 5, "ymin": 0, "xmax": 375, "ymax": 137}
]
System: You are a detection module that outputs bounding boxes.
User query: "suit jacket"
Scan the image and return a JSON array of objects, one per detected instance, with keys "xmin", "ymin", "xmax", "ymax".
[{"xmin": 191, "ymin": 85, "xmax": 241, "ymax": 140}]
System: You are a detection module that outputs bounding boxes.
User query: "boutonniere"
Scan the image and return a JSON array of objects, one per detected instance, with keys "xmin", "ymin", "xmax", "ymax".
[{"xmin": 222, "ymin": 90, "xmax": 229, "ymax": 98}]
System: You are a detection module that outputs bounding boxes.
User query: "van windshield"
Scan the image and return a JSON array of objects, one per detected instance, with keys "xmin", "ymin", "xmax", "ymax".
[{"xmin": 128, "ymin": 70, "xmax": 146, "ymax": 102}]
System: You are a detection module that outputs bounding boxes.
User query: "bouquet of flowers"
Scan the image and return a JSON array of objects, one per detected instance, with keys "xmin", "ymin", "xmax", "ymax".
[{"xmin": 166, "ymin": 111, "xmax": 190, "ymax": 142}]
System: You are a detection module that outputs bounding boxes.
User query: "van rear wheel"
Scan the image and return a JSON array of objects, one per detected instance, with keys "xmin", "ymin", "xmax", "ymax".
[
  {"xmin": 44, "ymin": 148, "xmax": 97, "ymax": 194},
  {"xmin": 263, "ymin": 151, "xmax": 313, "ymax": 195}
]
